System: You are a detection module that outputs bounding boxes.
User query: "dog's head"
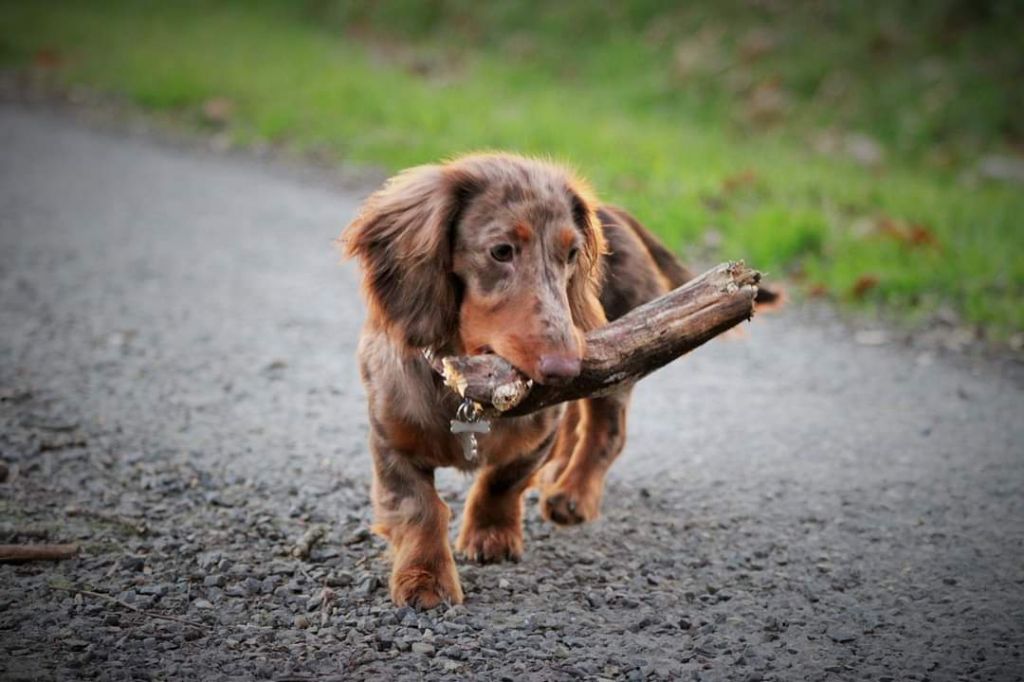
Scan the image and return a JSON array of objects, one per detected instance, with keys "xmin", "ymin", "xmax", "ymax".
[{"xmin": 343, "ymin": 153, "xmax": 606, "ymax": 385}]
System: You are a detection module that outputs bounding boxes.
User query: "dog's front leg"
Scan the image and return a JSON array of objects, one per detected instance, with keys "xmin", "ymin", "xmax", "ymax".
[
  {"xmin": 456, "ymin": 430, "xmax": 556, "ymax": 563},
  {"xmin": 371, "ymin": 436, "xmax": 462, "ymax": 609},
  {"xmin": 540, "ymin": 391, "xmax": 632, "ymax": 525}
]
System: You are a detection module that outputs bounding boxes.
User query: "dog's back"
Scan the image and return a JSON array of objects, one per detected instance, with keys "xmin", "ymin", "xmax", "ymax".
[
  {"xmin": 594, "ymin": 205, "xmax": 693, "ymax": 322},
  {"xmin": 596, "ymin": 204, "xmax": 780, "ymax": 320}
]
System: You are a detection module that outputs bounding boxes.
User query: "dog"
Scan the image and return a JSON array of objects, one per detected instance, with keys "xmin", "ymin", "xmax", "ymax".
[{"xmin": 343, "ymin": 152, "xmax": 728, "ymax": 608}]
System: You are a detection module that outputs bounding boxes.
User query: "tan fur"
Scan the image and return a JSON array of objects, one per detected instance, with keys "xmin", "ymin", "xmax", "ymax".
[{"xmin": 343, "ymin": 153, "xmax": 709, "ymax": 607}]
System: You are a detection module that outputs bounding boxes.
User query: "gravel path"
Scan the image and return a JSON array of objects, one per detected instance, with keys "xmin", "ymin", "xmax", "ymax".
[{"xmin": 1, "ymin": 104, "xmax": 1022, "ymax": 681}]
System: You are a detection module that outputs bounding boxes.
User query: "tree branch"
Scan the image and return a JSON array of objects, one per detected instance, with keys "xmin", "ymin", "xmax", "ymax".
[
  {"xmin": 439, "ymin": 261, "xmax": 761, "ymax": 417},
  {"xmin": 0, "ymin": 544, "xmax": 79, "ymax": 562}
]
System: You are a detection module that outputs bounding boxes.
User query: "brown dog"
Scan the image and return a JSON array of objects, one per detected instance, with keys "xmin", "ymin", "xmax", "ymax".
[{"xmin": 343, "ymin": 153, "xmax": 695, "ymax": 608}]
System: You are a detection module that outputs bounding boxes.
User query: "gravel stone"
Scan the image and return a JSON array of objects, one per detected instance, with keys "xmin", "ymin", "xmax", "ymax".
[
  {"xmin": 118, "ymin": 556, "xmax": 146, "ymax": 572},
  {"xmin": 356, "ymin": 575, "xmax": 381, "ymax": 596},
  {"xmin": 202, "ymin": 575, "xmax": 225, "ymax": 588},
  {"xmin": 197, "ymin": 552, "xmax": 222, "ymax": 570},
  {"xmin": 137, "ymin": 584, "xmax": 169, "ymax": 597},
  {"xmin": 410, "ymin": 642, "xmax": 436, "ymax": 656},
  {"xmin": 827, "ymin": 629, "xmax": 857, "ymax": 644},
  {"xmin": 327, "ymin": 571, "xmax": 354, "ymax": 587}
]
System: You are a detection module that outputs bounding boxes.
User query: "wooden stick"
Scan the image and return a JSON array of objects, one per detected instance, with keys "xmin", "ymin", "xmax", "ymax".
[
  {"xmin": 51, "ymin": 586, "xmax": 209, "ymax": 631},
  {"xmin": 0, "ymin": 544, "xmax": 79, "ymax": 562},
  {"xmin": 439, "ymin": 261, "xmax": 761, "ymax": 417}
]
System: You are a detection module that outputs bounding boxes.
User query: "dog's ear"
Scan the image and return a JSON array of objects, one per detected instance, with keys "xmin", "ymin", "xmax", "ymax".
[
  {"xmin": 343, "ymin": 165, "xmax": 480, "ymax": 348},
  {"xmin": 566, "ymin": 181, "xmax": 608, "ymax": 332}
]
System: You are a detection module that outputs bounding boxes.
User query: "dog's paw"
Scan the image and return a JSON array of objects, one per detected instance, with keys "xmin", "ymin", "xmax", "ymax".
[
  {"xmin": 391, "ymin": 564, "xmax": 463, "ymax": 610},
  {"xmin": 456, "ymin": 523, "xmax": 524, "ymax": 564},
  {"xmin": 540, "ymin": 483, "xmax": 602, "ymax": 526}
]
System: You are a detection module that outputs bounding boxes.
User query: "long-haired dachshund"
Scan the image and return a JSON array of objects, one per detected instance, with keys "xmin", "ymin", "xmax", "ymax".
[{"xmin": 343, "ymin": 153, "xmax": 700, "ymax": 608}]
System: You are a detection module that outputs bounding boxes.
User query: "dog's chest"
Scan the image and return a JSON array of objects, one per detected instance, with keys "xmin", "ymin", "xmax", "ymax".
[
  {"xmin": 361, "ymin": 332, "xmax": 562, "ymax": 469},
  {"xmin": 471, "ymin": 407, "xmax": 561, "ymax": 468}
]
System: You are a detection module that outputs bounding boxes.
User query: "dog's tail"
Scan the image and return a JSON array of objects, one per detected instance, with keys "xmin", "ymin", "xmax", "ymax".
[{"xmin": 604, "ymin": 205, "xmax": 784, "ymax": 307}]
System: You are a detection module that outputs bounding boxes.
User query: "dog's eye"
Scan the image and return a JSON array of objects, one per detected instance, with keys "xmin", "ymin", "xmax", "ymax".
[
  {"xmin": 567, "ymin": 247, "xmax": 579, "ymax": 264},
  {"xmin": 490, "ymin": 244, "xmax": 514, "ymax": 263}
]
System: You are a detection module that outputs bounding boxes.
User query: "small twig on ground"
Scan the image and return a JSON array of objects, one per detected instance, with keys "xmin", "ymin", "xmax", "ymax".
[
  {"xmin": 292, "ymin": 525, "xmax": 327, "ymax": 560},
  {"xmin": 319, "ymin": 586, "xmax": 336, "ymax": 627},
  {"xmin": 51, "ymin": 585, "xmax": 209, "ymax": 631},
  {"xmin": 65, "ymin": 506, "xmax": 148, "ymax": 535},
  {"xmin": 0, "ymin": 544, "xmax": 79, "ymax": 563},
  {"xmin": 295, "ymin": 563, "xmax": 317, "ymax": 587}
]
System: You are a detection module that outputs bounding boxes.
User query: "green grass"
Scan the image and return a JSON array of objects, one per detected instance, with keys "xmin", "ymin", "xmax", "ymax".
[{"xmin": 1, "ymin": 0, "xmax": 1021, "ymax": 335}]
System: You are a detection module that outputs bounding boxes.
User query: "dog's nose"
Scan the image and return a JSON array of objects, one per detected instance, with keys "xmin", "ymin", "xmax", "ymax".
[{"xmin": 537, "ymin": 354, "xmax": 581, "ymax": 385}]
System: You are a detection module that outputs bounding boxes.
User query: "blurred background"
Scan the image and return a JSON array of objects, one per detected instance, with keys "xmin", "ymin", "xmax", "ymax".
[{"xmin": 2, "ymin": 0, "xmax": 1021, "ymax": 339}]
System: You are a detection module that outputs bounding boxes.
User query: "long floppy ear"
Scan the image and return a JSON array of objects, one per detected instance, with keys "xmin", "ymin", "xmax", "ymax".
[
  {"xmin": 565, "ymin": 181, "xmax": 608, "ymax": 332},
  {"xmin": 343, "ymin": 164, "xmax": 480, "ymax": 348}
]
